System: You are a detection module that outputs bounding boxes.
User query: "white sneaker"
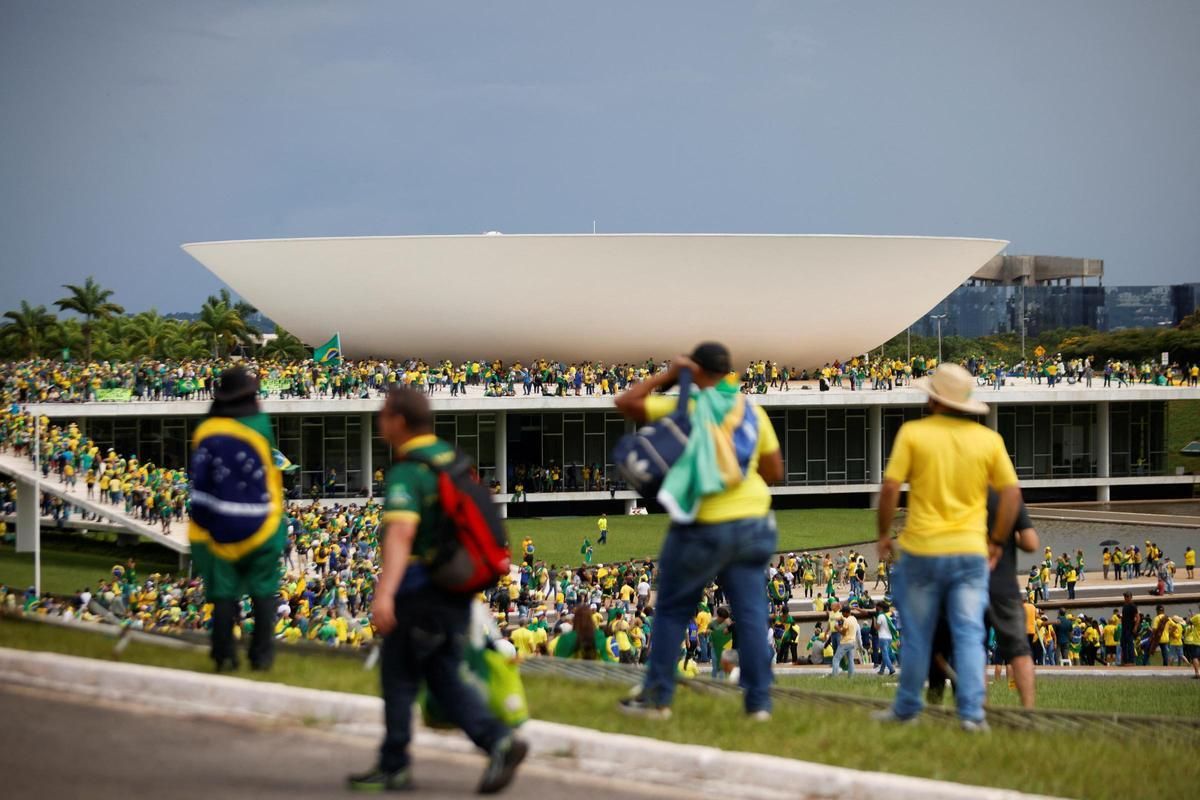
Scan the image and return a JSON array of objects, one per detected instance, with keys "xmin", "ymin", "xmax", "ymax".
[
  {"xmin": 747, "ymin": 710, "xmax": 772, "ymax": 722},
  {"xmin": 960, "ymin": 719, "xmax": 991, "ymax": 733}
]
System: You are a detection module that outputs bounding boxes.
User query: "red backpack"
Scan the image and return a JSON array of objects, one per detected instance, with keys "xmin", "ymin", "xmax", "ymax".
[{"xmin": 406, "ymin": 450, "xmax": 511, "ymax": 593}]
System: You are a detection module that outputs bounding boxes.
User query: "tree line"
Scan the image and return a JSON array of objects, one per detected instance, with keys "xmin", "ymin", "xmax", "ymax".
[{"xmin": 0, "ymin": 277, "xmax": 309, "ymax": 362}]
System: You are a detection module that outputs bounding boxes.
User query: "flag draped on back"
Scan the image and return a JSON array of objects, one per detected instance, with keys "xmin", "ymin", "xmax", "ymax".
[
  {"xmin": 657, "ymin": 378, "xmax": 760, "ymax": 523},
  {"xmin": 314, "ymin": 333, "xmax": 342, "ymax": 365}
]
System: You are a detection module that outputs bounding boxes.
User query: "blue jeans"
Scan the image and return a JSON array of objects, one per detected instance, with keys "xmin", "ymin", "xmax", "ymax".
[
  {"xmin": 892, "ymin": 553, "xmax": 989, "ymax": 723},
  {"xmin": 877, "ymin": 639, "xmax": 895, "ymax": 673},
  {"xmin": 643, "ymin": 515, "xmax": 777, "ymax": 712},
  {"xmin": 831, "ymin": 643, "xmax": 857, "ymax": 677}
]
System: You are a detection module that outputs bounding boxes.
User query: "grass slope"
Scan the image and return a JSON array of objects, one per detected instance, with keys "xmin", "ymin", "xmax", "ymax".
[
  {"xmin": 1167, "ymin": 398, "xmax": 1200, "ymax": 479},
  {"xmin": 505, "ymin": 508, "xmax": 876, "ymax": 567},
  {"xmin": 0, "ymin": 544, "xmax": 177, "ymax": 595},
  {"xmin": 1, "ymin": 618, "xmax": 1196, "ymax": 800}
]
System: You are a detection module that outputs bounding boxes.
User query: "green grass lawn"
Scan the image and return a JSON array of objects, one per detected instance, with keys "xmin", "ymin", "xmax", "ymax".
[
  {"xmin": 1, "ymin": 616, "xmax": 1195, "ymax": 800},
  {"xmin": 775, "ymin": 672, "xmax": 1199, "ymax": 718},
  {"xmin": 0, "ymin": 542, "xmax": 178, "ymax": 595},
  {"xmin": 505, "ymin": 508, "xmax": 877, "ymax": 567},
  {"xmin": 1167, "ymin": 398, "xmax": 1200, "ymax": 479}
]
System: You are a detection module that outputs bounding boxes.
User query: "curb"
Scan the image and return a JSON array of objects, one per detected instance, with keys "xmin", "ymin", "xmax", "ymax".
[{"xmin": 0, "ymin": 646, "xmax": 1058, "ymax": 800}]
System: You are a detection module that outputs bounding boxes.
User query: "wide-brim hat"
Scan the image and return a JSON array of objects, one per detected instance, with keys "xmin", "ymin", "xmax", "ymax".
[
  {"xmin": 209, "ymin": 367, "xmax": 260, "ymax": 417},
  {"xmin": 913, "ymin": 363, "xmax": 989, "ymax": 415}
]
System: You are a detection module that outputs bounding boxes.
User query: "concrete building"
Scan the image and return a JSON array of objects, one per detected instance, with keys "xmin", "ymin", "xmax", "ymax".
[{"xmin": 19, "ymin": 382, "xmax": 1197, "ymax": 520}]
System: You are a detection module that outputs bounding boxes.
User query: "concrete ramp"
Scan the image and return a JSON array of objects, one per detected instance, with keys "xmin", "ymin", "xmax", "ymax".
[{"xmin": 0, "ymin": 453, "xmax": 190, "ymax": 554}]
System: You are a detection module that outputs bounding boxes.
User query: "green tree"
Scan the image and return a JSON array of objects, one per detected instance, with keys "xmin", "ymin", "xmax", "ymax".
[
  {"xmin": 129, "ymin": 310, "xmax": 175, "ymax": 359},
  {"xmin": 1, "ymin": 301, "xmax": 58, "ymax": 358},
  {"xmin": 164, "ymin": 322, "xmax": 212, "ymax": 360},
  {"xmin": 54, "ymin": 276, "xmax": 125, "ymax": 362},
  {"xmin": 261, "ymin": 327, "xmax": 309, "ymax": 360},
  {"xmin": 206, "ymin": 288, "xmax": 260, "ymax": 334},
  {"xmin": 194, "ymin": 299, "xmax": 250, "ymax": 357}
]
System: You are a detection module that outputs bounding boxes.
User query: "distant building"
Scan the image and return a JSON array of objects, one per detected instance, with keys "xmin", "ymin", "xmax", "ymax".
[{"xmin": 912, "ymin": 254, "xmax": 1199, "ymax": 337}]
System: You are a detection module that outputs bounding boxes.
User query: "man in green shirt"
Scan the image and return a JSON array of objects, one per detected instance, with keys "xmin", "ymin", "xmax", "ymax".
[{"xmin": 349, "ymin": 387, "xmax": 526, "ymax": 794}]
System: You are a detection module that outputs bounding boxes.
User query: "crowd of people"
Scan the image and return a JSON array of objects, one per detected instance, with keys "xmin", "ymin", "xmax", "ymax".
[
  {"xmin": 0, "ymin": 408, "xmax": 190, "ymax": 533},
  {"xmin": 2, "ymin": 351, "xmax": 1197, "ymax": 406}
]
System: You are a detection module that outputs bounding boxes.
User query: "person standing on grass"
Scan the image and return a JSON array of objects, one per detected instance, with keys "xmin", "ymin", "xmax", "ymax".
[
  {"xmin": 1185, "ymin": 611, "xmax": 1200, "ymax": 679},
  {"xmin": 597, "ymin": 513, "xmax": 608, "ymax": 545},
  {"xmin": 874, "ymin": 364, "xmax": 1021, "ymax": 732},
  {"xmin": 349, "ymin": 387, "xmax": 526, "ymax": 793},
  {"xmin": 1120, "ymin": 592, "xmax": 1139, "ymax": 667},
  {"xmin": 614, "ymin": 343, "xmax": 783, "ymax": 720}
]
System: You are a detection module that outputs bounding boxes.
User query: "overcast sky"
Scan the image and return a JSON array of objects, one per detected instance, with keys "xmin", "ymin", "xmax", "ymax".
[{"xmin": 2, "ymin": 1, "xmax": 1198, "ymax": 313}]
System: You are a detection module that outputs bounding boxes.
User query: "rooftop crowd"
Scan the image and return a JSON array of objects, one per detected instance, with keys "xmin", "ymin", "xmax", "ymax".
[{"xmin": 1, "ymin": 352, "xmax": 1196, "ymax": 405}]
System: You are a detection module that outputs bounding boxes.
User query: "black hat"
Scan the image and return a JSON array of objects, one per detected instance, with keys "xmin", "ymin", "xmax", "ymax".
[
  {"xmin": 690, "ymin": 342, "xmax": 732, "ymax": 375},
  {"xmin": 209, "ymin": 367, "xmax": 260, "ymax": 418}
]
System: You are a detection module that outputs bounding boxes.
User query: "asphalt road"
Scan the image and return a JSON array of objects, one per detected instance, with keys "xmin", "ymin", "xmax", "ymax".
[{"xmin": 0, "ymin": 685, "xmax": 681, "ymax": 800}]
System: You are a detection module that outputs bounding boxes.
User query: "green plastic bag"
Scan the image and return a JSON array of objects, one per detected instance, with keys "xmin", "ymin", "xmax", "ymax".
[{"xmin": 419, "ymin": 643, "xmax": 529, "ymax": 730}]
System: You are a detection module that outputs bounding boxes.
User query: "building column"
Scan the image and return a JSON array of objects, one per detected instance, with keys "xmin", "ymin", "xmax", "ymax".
[
  {"xmin": 495, "ymin": 412, "xmax": 508, "ymax": 519},
  {"xmin": 360, "ymin": 412, "xmax": 373, "ymax": 499},
  {"xmin": 985, "ymin": 405, "xmax": 998, "ymax": 431},
  {"xmin": 14, "ymin": 475, "xmax": 41, "ymax": 596},
  {"xmin": 1096, "ymin": 401, "xmax": 1111, "ymax": 502},
  {"xmin": 624, "ymin": 418, "xmax": 637, "ymax": 514},
  {"xmin": 14, "ymin": 476, "xmax": 39, "ymax": 554},
  {"xmin": 867, "ymin": 406, "xmax": 883, "ymax": 508}
]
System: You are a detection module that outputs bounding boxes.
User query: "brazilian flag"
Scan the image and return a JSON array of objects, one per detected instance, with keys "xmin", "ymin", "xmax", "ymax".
[
  {"xmin": 188, "ymin": 413, "xmax": 286, "ymax": 599},
  {"xmin": 314, "ymin": 333, "xmax": 342, "ymax": 365}
]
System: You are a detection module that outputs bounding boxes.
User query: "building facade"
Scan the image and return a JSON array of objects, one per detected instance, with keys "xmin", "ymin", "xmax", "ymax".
[{"xmin": 32, "ymin": 385, "xmax": 1196, "ymax": 514}]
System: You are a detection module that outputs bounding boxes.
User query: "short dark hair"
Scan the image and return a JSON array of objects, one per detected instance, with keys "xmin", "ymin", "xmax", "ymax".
[
  {"xmin": 690, "ymin": 341, "xmax": 732, "ymax": 375},
  {"xmin": 383, "ymin": 387, "xmax": 434, "ymax": 432}
]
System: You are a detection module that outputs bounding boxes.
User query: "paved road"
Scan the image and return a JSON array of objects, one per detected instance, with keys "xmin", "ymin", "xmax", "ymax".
[{"xmin": 0, "ymin": 685, "xmax": 681, "ymax": 800}]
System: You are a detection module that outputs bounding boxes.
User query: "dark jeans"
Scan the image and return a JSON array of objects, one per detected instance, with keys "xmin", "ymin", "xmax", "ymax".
[
  {"xmin": 379, "ymin": 589, "xmax": 508, "ymax": 772},
  {"xmin": 643, "ymin": 514, "xmax": 777, "ymax": 713},
  {"xmin": 211, "ymin": 596, "xmax": 275, "ymax": 668}
]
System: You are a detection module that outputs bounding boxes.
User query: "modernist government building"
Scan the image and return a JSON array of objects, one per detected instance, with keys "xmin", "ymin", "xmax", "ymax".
[{"xmin": 28, "ymin": 235, "xmax": 1200, "ymax": 516}]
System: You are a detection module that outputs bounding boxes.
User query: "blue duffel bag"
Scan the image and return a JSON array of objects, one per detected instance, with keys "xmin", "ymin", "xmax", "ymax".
[{"xmin": 612, "ymin": 369, "xmax": 692, "ymax": 499}]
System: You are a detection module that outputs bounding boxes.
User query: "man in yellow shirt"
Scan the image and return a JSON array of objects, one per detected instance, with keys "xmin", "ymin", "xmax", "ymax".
[
  {"xmin": 614, "ymin": 342, "xmax": 782, "ymax": 720},
  {"xmin": 1183, "ymin": 612, "xmax": 1200, "ymax": 679},
  {"xmin": 875, "ymin": 364, "xmax": 1021, "ymax": 731}
]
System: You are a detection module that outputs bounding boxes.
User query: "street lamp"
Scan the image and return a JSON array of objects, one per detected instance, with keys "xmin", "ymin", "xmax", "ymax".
[{"xmin": 931, "ymin": 314, "xmax": 948, "ymax": 364}]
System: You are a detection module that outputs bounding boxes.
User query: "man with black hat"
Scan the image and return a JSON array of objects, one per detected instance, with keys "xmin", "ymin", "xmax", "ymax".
[
  {"xmin": 613, "ymin": 342, "xmax": 783, "ymax": 720},
  {"xmin": 188, "ymin": 366, "xmax": 286, "ymax": 672}
]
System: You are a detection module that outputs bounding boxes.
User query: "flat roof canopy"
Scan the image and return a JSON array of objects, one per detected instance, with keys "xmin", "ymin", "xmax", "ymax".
[{"xmin": 183, "ymin": 234, "xmax": 1006, "ymax": 364}]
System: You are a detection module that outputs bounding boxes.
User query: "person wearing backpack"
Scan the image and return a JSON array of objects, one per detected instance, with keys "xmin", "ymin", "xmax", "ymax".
[
  {"xmin": 349, "ymin": 387, "xmax": 526, "ymax": 794},
  {"xmin": 614, "ymin": 343, "xmax": 783, "ymax": 720}
]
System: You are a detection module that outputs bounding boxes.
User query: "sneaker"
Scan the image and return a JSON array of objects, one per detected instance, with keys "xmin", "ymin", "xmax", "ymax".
[
  {"xmin": 478, "ymin": 737, "xmax": 528, "ymax": 795},
  {"xmin": 617, "ymin": 695, "xmax": 672, "ymax": 720},
  {"xmin": 747, "ymin": 710, "xmax": 772, "ymax": 722},
  {"xmin": 960, "ymin": 719, "xmax": 991, "ymax": 734},
  {"xmin": 346, "ymin": 766, "xmax": 414, "ymax": 792},
  {"xmin": 870, "ymin": 709, "xmax": 917, "ymax": 725}
]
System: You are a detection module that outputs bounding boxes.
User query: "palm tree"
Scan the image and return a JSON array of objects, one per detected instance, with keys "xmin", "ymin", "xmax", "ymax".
[
  {"xmin": 55, "ymin": 276, "xmax": 125, "ymax": 362},
  {"xmin": 206, "ymin": 288, "xmax": 260, "ymax": 334},
  {"xmin": 129, "ymin": 310, "xmax": 174, "ymax": 359},
  {"xmin": 194, "ymin": 299, "xmax": 250, "ymax": 357},
  {"xmin": 1, "ymin": 301, "xmax": 58, "ymax": 358},
  {"xmin": 262, "ymin": 327, "xmax": 309, "ymax": 360}
]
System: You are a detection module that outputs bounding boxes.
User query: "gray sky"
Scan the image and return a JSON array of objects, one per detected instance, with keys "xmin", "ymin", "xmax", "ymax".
[{"xmin": 2, "ymin": 1, "xmax": 1198, "ymax": 314}]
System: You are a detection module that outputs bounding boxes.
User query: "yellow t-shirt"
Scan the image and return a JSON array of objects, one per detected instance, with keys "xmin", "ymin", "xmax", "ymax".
[
  {"xmin": 1186, "ymin": 550, "xmax": 1196, "ymax": 567},
  {"xmin": 883, "ymin": 414, "xmax": 1019, "ymax": 558},
  {"xmin": 644, "ymin": 394, "xmax": 780, "ymax": 524}
]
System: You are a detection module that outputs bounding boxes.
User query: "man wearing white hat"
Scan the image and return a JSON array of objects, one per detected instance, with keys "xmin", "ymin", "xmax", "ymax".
[{"xmin": 873, "ymin": 363, "xmax": 1022, "ymax": 731}]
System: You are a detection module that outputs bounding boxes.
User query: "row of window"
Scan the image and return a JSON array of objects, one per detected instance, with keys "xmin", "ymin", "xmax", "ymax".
[{"xmin": 70, "ymin": 402, "xmax": 1168, "ymax": 496}]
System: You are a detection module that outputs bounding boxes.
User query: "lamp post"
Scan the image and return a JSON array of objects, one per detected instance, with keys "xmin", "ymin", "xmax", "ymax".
[{"xmin": 931, "ymin": 314, "xmax": 948, "ymax": 365}]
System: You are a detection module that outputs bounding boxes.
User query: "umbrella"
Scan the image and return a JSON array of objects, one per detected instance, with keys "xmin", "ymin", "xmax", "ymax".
[{"xmin": 1100, "ymin": 539, "xmax": 1120, "ymax": 546}]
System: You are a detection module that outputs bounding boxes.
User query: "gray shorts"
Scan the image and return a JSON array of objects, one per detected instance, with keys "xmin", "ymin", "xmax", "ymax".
[{"xmin": 987, "ymin": 589, "xmax": 1032, "ymax": 662}]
